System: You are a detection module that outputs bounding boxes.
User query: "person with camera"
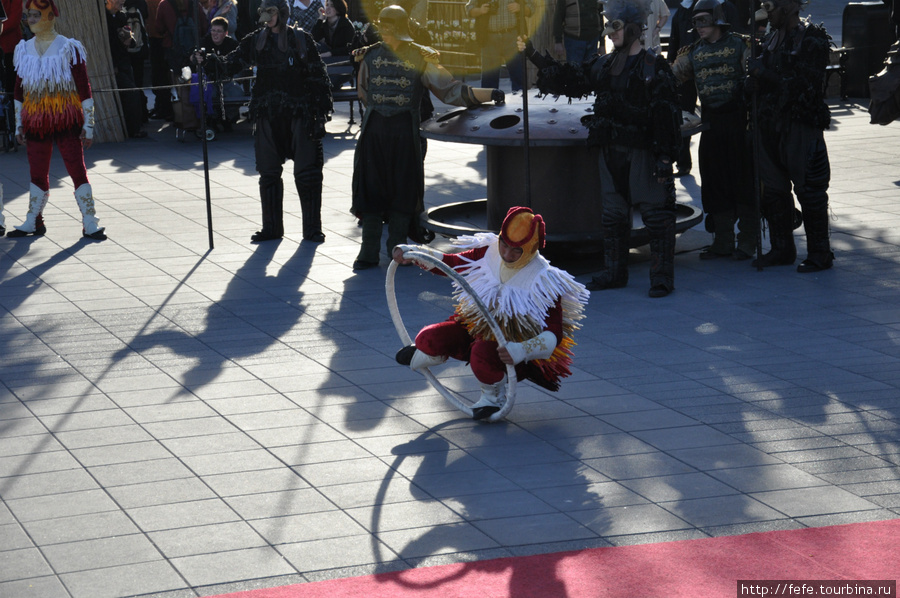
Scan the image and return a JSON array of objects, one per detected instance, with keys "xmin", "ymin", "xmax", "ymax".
[
  {"xmin": 196, "ymin": 0, "xmax": 333, "ymax": 243},
  {"xmin": 107, "ymin": 0, "xmax": 148, "ymax": 138},
  {"xmin": 466, "ymin": 0, "xmax": 532, "ymax": 91},
  {"xmin": 350, "ymin": 5, "xmax": 504, "ymax": 270}
]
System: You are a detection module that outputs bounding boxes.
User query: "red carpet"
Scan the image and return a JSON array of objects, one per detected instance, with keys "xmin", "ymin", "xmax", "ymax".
[{"xmin": 215, "ymin": 519, "xmax": 899, "ymax": 598}]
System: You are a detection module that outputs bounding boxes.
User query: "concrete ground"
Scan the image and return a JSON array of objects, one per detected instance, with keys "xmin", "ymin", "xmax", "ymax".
[{"xmin": 1, "ymin": 50, "xmax": 899, "ymax": 598}]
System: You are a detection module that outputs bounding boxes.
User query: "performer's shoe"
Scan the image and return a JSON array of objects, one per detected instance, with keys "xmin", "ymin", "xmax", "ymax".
[
  {"xmin": 0, "ymin": 225, "xmax": 4, "ymax": 237},
  {"xmin": 797, "ymin": 252, "xmax": 834, "ymax": 273},
  {"xmin": 674, "ymin": 168, "xmax": 691, "ymax": 177},
  {"xmin": 8, "ymin": 228, "xmax": 41, "ymax": 238},
  {"xmin": 83, "ymin": 228, "xmax": 107, "ymax": 241},
  {"xmin": 472, "ymin": 379, "xmax": 505, "ymax": 421},
  {"xmin": 303, "ymin": 232, "xmax": 326, "ymax": 243},
  {"xmin": 395, "ymin": 345, "xmax": 417, "ymax": 366},
  {"xmin": 352, "ymin": 259, "xmax": 379, "ymax": 270},
  {"xmin": 648, "ymin": 284, "xmax": 672, "ymax": 298},
  {"xmin": 250, "ymin": 230, "xmax": 282, "ymax": 243}
]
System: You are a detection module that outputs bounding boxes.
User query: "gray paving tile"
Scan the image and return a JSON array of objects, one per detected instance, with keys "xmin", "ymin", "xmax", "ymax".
[
  {"xmin": 0, "ymin": 576, "xmax": 71, "ymax": 598},
  {"xmin": 570, "ymin": 503, "xmax": 693, "ymax": 537},
  {"xmin": 0, "ymin": 451, "xmax": 82, "ymax": 477},
  {"xmin": 620, "ymin": 472, "xmax": 741, "ymax": 502},
  {"xmin": 473, "ymin": 512, "xmax": 597, "ymax": 546},
  {"xmin": 21, "ymin": 511, "xmax": 140, "ymax": 545},
  {"xmin": 0, "ymin": 547, "xmax": 53, "ymax": 582},
  {"xmin": 249, "ymin": 510, "xmax": 367, "ymax": 545},
  {"xmin": 6, "ymin": 489, "xmax": 118, "ymax": 522},
  {"xmin": 59, "ymin": 560, "xmax": 186, "ymax": 598},
  {"xmin": 0, "ymin": 523, "xmax": 34, "ymax": 551},
  {"xmin": 128, "ymin": 498, "xmax": 241, "ymax": 532},
  {"xmin": 105, "ymin": 477, "xmax": 218, "ymax": 509},
  {"xmin": 278, "ymin": 535, "xmax": 400, "ymax": 572},
  {"xmin": 172, "ymin": 547, "xmax": 296, "ymax": 586},
  {"xmin": 41, "ymin": 534, "xmax": 162, "ymax": 574},
  {"xmin": 750, "ymin": 486, "xmax": 882, "ymax": 518},
  {"xmin": 0, "ymin": 469, "xmax": 97, "ymax": 501},
  {"xmin": 224, "ymin": 487, "xmax": 336, "ymax": 519},
  {"xmin": 584, "ymin": 452, "xmax": 698, "ymax": 480},
  {"xmin": 379, "ymin": 521, "xmax": 502, "ymax": 559},
  {"xmin": 659, "ymin": 494, "xmax": 788, "ymax": 528},
  {"xmin": 149, "ymin": 521, "xmax": 270, "ymax": 558}
]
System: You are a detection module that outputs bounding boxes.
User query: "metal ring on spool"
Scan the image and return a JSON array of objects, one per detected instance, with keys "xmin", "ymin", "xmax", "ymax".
[{"xmin": 385, "ymin": 249, "xmax": 517, "ymax": 423}]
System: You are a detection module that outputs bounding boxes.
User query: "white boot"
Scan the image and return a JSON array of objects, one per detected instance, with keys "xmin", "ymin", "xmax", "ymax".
[
  {"xmin": 471, "ymin": 377, "xmax": 506, "ymax": 421},
  {"xmin": 9, "ymin": 184, "xmax": 49, "ymax": 236},
  {"xmin": 396, "ymin": 345, "xmax": 447, "ymax": 372},
  {"xmin": 74, "ymin": 184, "xmax": 106, "ymax": 239},
  {"xmin": 409, "ymin": 349, "xmax": 447, "ymax": 372}
]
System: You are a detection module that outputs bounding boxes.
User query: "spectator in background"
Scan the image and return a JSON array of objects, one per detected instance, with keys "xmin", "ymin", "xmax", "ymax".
[
  {"xmin": 201, "ymin": 15, "xmax": 238, "ymax": 57},
  {"xmin": 106, "ymin": 0, "xmax": 148, "ymax": 138},
  {"xmin": 201, "ymin": 0, "xmax": 237, "ymax": 35},
  {"xmin": 0, "ymin": 0, "xmax": 22, "ymax": 96},
  {"xmin": 146, "ymin": 0, "xmax": 174, "ymax": 119},
  {"xmin": 466, "ymin": 0, "xmax": 532, "ymax": 92},
  {"xmin": 124, "ymin": 0, "xmax": 150, "ymax": 122},
  {"xmin": 289, "ymin": 0, "xmax": 323, "ymax": 32},
  {"xmin": 644, "ymin": 0, "xmax": 669, "ymax": 51},
  {"xmin": 311, "ymin": 0, "xmax": 354, "ymax": 57},
  {"xmin": 552, "ymin": 0, "xmax": 602, "ymax": 64},
  {"xmin": 156, "ymin": 0, "xmax": 198, "ymax": 71}
]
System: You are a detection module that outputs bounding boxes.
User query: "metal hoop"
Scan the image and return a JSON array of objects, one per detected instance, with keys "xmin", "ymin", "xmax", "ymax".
[{"xmin": 386, "ymin": 250, "xmax": 517, "ymax": 422}]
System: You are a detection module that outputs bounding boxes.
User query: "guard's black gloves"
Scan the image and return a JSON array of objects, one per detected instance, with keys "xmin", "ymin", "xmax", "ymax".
[{"xmin": 524, "ymin": 40, "xmax": 554, "ymax": 70}]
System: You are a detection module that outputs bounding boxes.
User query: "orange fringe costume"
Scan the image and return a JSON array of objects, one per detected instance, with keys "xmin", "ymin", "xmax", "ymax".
[{"xmin": 10, "ymin": 9, "xmax": 104, "ymax": 239}]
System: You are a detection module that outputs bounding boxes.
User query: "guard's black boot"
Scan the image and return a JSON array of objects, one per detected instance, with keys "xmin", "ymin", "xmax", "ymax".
[
  {"xmin": 252, "ymin": 180, "xmax": 284, "ymax": 243},
  {"xmin": 297, "ymin": 179, "xmax": 325, "ymax": 242},
  {"xmin": 797, "ymin": 205, "xmax": 833, "ymax": 273},
  {"xmin": 588, "ymin": 223, "xmax": 630, "ymax": 291},
  {"xmin": 647, "ymin": 211, "xmax": 676, "ymax": 298},
  {"xmin": 753, "ymin": 196, "xmax": 796, "ymax": 268}
]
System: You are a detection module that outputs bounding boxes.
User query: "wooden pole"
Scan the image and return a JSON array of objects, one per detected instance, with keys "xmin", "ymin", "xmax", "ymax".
[{"xmin": 56, "ymin": 0, "xmax": 127, "ymax": 143}]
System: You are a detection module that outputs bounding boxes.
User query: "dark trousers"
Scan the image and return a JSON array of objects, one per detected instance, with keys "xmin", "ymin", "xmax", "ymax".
[
  {"xmin": 114, "ymin": 62, "xmax": 144, "ymax": 136},
  {"xmin": 149, "ymin": 38, "xmax": 173, "ymax": 117}
]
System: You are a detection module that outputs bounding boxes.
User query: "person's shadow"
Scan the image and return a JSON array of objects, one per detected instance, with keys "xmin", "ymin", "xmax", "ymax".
[{"xmin": 114, "ymin": 240, "xmax": 317, "ymax": 390}]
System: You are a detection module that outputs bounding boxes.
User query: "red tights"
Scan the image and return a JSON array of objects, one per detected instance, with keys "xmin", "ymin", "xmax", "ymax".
[
  {"xmin": 27, "ymin": 134, "xmax": 89, "ymax": 192},
  {"xmin": 415, "ymin": 320, "xmax": 522, "ymax": 384}
]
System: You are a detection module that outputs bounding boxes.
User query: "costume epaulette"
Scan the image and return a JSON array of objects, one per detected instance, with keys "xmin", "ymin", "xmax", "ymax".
[
  {"xmin": 676, "ymin": 43, "xmax": 693, "ymax": 58},
  {"xmin": 413, "ymin": 43, "xmax": 441, "ymax": 65},
  {"xmin": 352, "ymin": 41, "xmax": 382, "ymax": 62}
]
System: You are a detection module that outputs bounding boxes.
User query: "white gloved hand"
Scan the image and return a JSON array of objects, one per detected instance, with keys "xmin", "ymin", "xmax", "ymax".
[
  {"xmin": 397, "ymin": 244, "xmax": 444, "ymax": 267},
  {"xmin": 81, "ymin": 98, "xmax": 94, "ymax": 140},
  {"xmin": 504, "ymin": 331, "xmax": 557, "ymax": 365},
  {"xmin": 14, "ymin": 99, "xmax": 23, "ymax": 137}
]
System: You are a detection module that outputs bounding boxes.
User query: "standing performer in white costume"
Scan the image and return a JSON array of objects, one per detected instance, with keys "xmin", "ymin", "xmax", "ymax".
[{"xmin": 8, "ymin": 0, "xmax": 106, "ymax": 240}]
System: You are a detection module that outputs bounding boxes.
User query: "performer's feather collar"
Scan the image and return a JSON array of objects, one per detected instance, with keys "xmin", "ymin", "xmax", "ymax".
[{"xmin": 450, "ymin": 233, "xmax": 589, "ymax": 322}]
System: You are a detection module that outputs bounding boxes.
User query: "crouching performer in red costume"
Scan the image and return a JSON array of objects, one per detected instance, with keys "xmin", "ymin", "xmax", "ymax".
[
  {"xmin": 8, "ymin": 0, "xmax": 106, "ymax": 240},
  {"xmin": 392, "ymin": 207, "xmax": 589, "ymax": 420}
]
